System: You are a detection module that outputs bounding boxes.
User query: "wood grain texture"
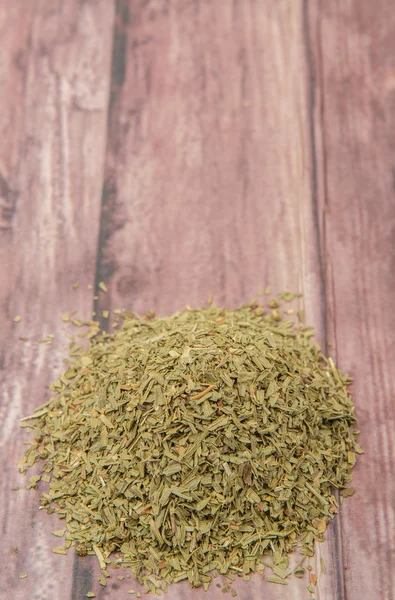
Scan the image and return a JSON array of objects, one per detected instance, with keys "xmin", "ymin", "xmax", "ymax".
[
  {"xmin": 95, "ymin": 0, "xmax": 323, "ymax": 327},
  {"xmin": 0, "ymin": 2, "xmax": 114, "ymax": 599},
  {"xmin": 307, "ymin": 2, "xmax": 395, "ymax": 599},
  {"xmin": 1, "ymin": 1, "xmax": 393, "ymax": 600}
]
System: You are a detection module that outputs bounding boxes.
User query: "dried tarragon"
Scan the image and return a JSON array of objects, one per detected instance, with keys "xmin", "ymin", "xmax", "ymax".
[{"xmin": 18, "ymin": 299, "xmax": 361, "ymax": 593}]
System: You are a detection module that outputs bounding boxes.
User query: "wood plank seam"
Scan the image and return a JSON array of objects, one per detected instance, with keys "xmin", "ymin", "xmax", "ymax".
[
  {"xmin": 71, "ymin": 1, "xmax": 128, "ymax": 598},
  {"xmin": 303, "ymin": 2, "xmax": 346, "ymax": 600}
]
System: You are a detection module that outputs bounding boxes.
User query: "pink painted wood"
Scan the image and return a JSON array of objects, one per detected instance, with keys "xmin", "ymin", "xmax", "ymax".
[
  {"xmin": 307, "ymin": 2, "xmax": 395, "ymax": 599},
  {"xmin": 1, "ymin": 1, "xmax": 393, "ymax": 599},
  {"xmin": 0, "ymin": 2, "xmax": 114, "ymax": 599}
]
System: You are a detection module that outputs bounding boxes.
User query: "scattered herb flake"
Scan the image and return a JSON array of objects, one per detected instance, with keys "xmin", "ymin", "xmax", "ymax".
[
  {"xmin": 307, "ymin": 584, "xmax": 315, "ymax": 593},
  {"xmin": 52, "ymin": 529, "xmax": 66, "ymax": 537},
  {"xmin": 320, "ymin": 557, "xmax": 326, "ymax": 574},
  {"xmin": 267, "ymin": 576, "xmax": 288, "ymax": 585}
]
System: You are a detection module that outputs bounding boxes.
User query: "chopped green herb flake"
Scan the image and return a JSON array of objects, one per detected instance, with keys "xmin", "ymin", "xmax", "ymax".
[
  {"xmin": 320, "ymin": 557, "xmax": 326, "ymax": 574},
  {"xmin": 267, "ymin": 576, "xmax": 288, "ymax": 585}
]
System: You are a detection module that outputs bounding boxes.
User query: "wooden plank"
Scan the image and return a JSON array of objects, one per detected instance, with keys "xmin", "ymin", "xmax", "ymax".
[
  {"xmin": 95, "ymin": 0, "xmax": 323, "ymax": 324},
  {"xmin": 90, "ymin": 1, "xmax": 338, "ymax": 599},
  {"xmin": 0, "ymin": 2, "xmax": 114, "ymax": 599},
  {"xmin": 306, "ymin": 2, "xmax": 395, "ymax": 600}
]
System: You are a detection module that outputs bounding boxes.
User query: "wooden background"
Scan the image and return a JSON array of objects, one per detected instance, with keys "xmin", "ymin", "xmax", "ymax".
[{"xmin": 0, "ymin": 1, "xmax": 394, "ymax": 599}]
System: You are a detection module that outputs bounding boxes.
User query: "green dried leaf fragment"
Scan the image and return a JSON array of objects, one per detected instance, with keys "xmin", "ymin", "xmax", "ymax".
[
  {"xmin": 52, "ymin": 529, "xmax": 66, "ymax": 537},
  {"xmin": 340, "ymin": 487, "xmax": 355, "ymax": 498},
  {"xmin": 320, "ymin": 557, "xmax": 326, "ymax": 574},
  {"xmin": 267, "ymin": 576, "xmax": 288, "ymax": 585},
  {"xmin": 271, "ymin": 565, "xmax": 289, "ymax": 579},
  {"xmin": 294, "ymin": 566, "xmax": 305, "ymax": 578},
  {"xmin": 307, "ymin": 584, "xmax": 315, "ymax": 593},
  {"xmin": 162, "ymin": 463, "xmax": 181, "ymax": 476},
  {"xmin": 26, "ymin": 475, "xmax": 41, "ymax": 489}
]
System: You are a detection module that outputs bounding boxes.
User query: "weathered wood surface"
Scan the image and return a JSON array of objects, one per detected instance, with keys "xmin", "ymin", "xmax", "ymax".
[
  {"xmin": 0, "ymin": 2, "xmax": 114, "ymax": 599},
  {"xmin": 307, "ymin": 3, "xmax": 395, "ymax": 599},
  {"xmin": 0, "ymin": 1, "xmax": 393, "ymax": 600}
]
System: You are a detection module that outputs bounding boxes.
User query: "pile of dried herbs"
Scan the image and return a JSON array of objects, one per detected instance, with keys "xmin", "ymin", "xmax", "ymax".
[{"xmin": 19, "ymin": 299, "xmax": 360, "ymax": 593}]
